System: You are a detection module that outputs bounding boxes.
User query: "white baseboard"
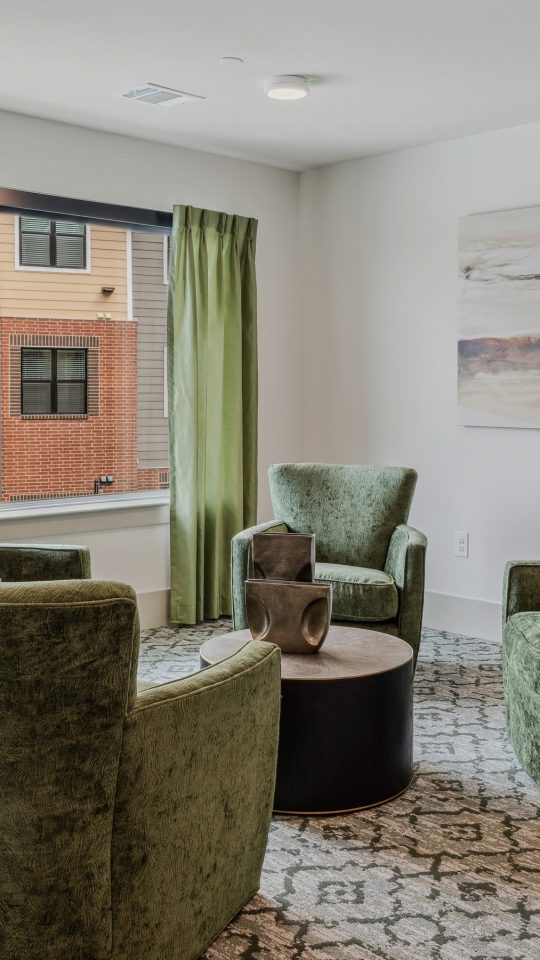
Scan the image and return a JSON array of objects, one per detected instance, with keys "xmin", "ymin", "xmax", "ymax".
[
  {"xmin": 135, "ymin": 586, "xmax": 502, "ymax": 641},
  {"xmin": 137, "ymin": 588, "xmax": 170, "ymax": 630},
  {"xmin": 423, "ymin": 590, "xmax": 502, "ymax": 641}
]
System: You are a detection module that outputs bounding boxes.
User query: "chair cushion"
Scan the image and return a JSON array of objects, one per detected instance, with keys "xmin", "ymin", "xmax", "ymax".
[{"xmin": 316, "ymin": 562, "xmax": 398, "ymax": 622}]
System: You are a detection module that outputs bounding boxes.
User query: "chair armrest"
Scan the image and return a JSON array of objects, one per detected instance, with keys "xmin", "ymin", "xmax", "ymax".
[
  {"xmin": 231, "ymin": 519, "xmax": 288, "ymax": 628},
  {"xmin": 385, "ymin": 524, "xmax": 427, "ymax": 664},
  {"xmin": 112, "ymin": 640, "xmax": 281, "ymax": 959},
  {"xmin": 0, "ymin": 543, "xmax": 91, "ymax": 582},
  {"xmin": 503, "ymin": 561, "xmax": 540, "ymax": 622}
]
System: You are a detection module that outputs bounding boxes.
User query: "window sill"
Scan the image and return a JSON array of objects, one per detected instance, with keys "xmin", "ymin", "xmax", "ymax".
[
  {"xmin": 0, "ymin": 490, "xmax": 170, "ymax": 521},
  {"xmin": 20, "ymin": 414, "xmax": 89, "ymax": 420},
  {"xmin": 14, "ymin": 266, "xmax": 91, "ymax": 274}
]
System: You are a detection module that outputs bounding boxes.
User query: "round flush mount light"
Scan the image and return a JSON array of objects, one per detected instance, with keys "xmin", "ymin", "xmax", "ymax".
[
  {"xmin": 265, "ymin": 75, "xmax": 309, "ymax": 100},
  {"xmin": 219, "ymin": 56, "xmax": 244, "ymax": 65}
]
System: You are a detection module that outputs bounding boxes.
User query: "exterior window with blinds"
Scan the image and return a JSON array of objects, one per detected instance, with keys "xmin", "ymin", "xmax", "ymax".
[
  {"xmin": 21, "ymin": 348, "xmax": 87, "ymax": 414},
  {"xmin": 18, "ymin": 217, "xmax": 87, "ymax": 270}
]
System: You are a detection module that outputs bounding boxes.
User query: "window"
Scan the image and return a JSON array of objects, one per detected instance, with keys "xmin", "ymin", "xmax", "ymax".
[
  {"xmin": 18, "ymin": 217, "xmax": 87, "ymax": 270},
  {"xmin": 21, "ymin": 348, "xmax": 87, "ymax": 415},
  {"xmin": 0, "ymin": 189, "xmax": 172, "ymax": 505}
]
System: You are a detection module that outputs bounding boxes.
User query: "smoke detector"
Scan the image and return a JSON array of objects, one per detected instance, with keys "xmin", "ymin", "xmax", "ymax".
[{"xmin": 121, "ymin": 83, "xmax": 204, "ymax": 106}]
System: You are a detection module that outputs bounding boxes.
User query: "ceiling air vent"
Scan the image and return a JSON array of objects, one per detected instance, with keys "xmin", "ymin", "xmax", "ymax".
[{"xmin": 121, "ymin": 83, "xmax": 204, "ymax": 106}]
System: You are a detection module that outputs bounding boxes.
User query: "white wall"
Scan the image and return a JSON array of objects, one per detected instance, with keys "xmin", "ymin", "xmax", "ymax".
[
  {"xmin": 299, "ymin": 122, "xmax": 540, "ymax": 638},
  {"xmin": 0, "ymin": 110, "xmax": 302, "ymax": 624},
  {"xmin": 6, "ymin": 110, "xmax": 540, "ymax": 637},
  {"xmin": 0, "ymin": 503, "xmax": 171, "ymax": 628}
]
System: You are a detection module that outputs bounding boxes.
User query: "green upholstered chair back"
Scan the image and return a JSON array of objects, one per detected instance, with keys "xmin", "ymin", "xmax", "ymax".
[
  {"xmin": 269, "ymin": 463, "xmax": 418, "ymax": 569},
  {"xmin": 0, "ymin": 579, "xmax": 139, "ymax": 957},
  {"xmin": 0, "ymin": 543, "xmax": 91, "ymax": 581}
]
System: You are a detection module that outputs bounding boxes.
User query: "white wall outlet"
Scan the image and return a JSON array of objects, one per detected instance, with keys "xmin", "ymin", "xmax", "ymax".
[{"xmin": 454, "ymin": 530, "xmax": 469, "ymax": 558}]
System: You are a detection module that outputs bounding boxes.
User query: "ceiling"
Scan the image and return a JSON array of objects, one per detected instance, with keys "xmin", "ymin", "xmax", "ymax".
[{"xmin": 2, "ymin": 0, "xmax": 540, "ymax": 171}]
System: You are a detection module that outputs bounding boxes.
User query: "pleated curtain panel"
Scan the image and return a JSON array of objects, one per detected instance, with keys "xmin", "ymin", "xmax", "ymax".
[{"xmin": 167, "ymin": 204, "xmax": 259, "ymax": 623}]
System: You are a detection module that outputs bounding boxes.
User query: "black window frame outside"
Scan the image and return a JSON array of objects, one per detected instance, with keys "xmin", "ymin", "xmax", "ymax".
[
  {"xmin": 0, "ymin": 188, "xmax": 172, "ymax": 234},
  {"xmin": 19, "ymin": 217, "xmax": 87, "ymax": 270},
  {"xmin": 21, "ymin": 347, "xmax": 88, "ymax": 415}
]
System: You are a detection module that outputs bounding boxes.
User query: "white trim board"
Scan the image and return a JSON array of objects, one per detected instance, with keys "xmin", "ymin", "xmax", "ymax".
[
  {"xmin": 423, "ymin": 590, "xmax": 502, "ymax": 642},
  {"xmin": 163, "ymin": 235, "xmax": 169, "ymax": 284},
  {"xmin": 126, "ymin": 229, "xmax": 133, "ymax": 320}
]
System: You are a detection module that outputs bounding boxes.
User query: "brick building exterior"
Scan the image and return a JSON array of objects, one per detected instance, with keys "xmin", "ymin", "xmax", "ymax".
[
  {"xmin": 0, "ymin": 317, "xmax": 139, "ymax": 501},
  {"xmin": 0, "ymin": 215, "xmax": 169, "ymax": 502}
]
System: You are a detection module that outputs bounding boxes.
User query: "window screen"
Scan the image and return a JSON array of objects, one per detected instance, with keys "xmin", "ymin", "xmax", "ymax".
[
  {"xmin": 19, "ymin": 218, "xmax": 87, "ymax": 269},
  {"xmin": 21, "ymin": 348, "xmax": 87, "ymax": 414}
]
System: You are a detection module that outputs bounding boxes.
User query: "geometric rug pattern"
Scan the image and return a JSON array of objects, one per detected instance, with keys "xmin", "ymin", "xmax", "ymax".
[{"xmin": 138, "ymin": 623, "xmax": 540, "ymax": 960}]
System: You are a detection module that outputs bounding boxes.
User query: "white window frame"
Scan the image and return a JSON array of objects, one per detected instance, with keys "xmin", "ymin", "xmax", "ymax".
[
  {"xmin": 14, "ymin": 216, "xmax": 92, "ymax": 274},
  {"xmin": 0, "ymin": 489, "xmax": 169, "ymax": 521}
]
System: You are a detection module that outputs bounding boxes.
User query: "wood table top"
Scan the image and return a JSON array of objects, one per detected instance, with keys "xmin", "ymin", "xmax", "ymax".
[{"xmin": 200, "ymin": 625, "xmax": 412, "ymax": 681}]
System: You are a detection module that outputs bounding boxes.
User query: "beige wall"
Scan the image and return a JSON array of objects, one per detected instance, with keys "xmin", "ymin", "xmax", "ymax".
[{"xmin": 0, "ymin": 214, "xmax": 128, "ymax": 321}]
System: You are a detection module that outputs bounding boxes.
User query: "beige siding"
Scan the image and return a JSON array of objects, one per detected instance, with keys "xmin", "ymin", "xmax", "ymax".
[
  {"xmin": 132, "ymin": 232, "xmax": 169, "ymax": 469},
  {"xmin": 0, "ymin": 214, "xmax": 128, "ymax": 321}
]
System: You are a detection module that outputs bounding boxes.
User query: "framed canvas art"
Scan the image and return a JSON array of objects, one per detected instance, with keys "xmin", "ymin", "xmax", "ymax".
[{"xmin": 458, "ymin": 205, "xmax": 540, "ymax": 428}]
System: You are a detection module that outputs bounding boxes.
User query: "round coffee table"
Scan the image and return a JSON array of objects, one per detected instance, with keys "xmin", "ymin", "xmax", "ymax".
[{"xmin": 200, "ymin": 625, "xmax": 413, "ymax": 815}]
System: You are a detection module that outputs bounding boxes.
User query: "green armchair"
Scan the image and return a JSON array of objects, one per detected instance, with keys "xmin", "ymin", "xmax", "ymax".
[
  {"xmin": 0, "ymin": 541, "xmax": 91, "ymax": 581},
  {"xmin": 0, "ymin": 563, "xmax": 281, "ymax": 959},
  {"xmin": 502, "ymin": 561, "xmax": 540, "ymax": 784},
  {"xmin": 232, "ymin": 463, "xmax": 427, "ymax": 663}
]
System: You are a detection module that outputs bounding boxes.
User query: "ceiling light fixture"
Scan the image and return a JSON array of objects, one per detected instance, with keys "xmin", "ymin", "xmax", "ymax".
[
  {"xmin": 265, "ymin": 75, "xmax": 309, "ymax": 100},
  {"xmin": 219, "ymin": 57, "xmax": 244, "ymax": 65}
]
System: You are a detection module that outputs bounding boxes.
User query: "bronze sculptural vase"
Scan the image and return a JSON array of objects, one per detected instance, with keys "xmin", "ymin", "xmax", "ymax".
[
  {"xmin": 245, "ymin": 579, "xmax": 332, "ymax": 654},
  {"xmin": 252, "ymin": 531, "xmax": 315, "ymax": 582}
]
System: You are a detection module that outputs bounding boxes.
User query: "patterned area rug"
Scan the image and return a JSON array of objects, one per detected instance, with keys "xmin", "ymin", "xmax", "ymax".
[{"xmin": 138, "ymin": 623, "xmax": 540, "ymax": 960}]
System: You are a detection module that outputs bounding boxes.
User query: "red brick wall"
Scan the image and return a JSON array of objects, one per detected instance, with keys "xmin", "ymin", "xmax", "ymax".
[
  {"xmin": 0, "ymin": 317, "xmax": 140, "ymax": 502},
  {"xmin": 137, "ymin": 467, "xmax": 170, "ymax": 491}
]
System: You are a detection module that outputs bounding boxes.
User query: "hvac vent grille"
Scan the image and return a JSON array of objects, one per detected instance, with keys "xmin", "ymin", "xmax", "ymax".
[{"xmin": 121, "ymin": 83, "xmax": 204, "ymax": 105}]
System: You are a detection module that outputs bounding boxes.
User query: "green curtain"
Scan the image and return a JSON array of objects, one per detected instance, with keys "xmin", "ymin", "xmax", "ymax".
[{"xmin": 167, "ymin": 205, "xmax": 258, "ymax": 624}]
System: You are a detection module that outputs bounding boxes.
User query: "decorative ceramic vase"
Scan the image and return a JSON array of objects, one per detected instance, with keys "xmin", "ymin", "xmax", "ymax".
[
  {"xmin": 245, "ymin": 579, "xmax": 332, "ymax": 654},
  {"xmin": 252, "ymin": 532, "xmax": 315, "ymax": 582}
]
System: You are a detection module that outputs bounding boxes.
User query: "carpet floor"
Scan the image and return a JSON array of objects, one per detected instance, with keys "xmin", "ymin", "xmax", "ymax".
[{"xmin": 138, "ymin": 622, "xmax": 540, "ymax": 960}]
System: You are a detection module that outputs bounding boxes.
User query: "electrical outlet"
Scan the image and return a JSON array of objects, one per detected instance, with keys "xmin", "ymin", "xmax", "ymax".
[{"xmin": 454, "ymin": 530, "xmax": 469, "ymax": 558}]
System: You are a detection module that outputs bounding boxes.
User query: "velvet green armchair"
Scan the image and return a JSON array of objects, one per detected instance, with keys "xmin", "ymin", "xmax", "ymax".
[
  {"xmin": 232, "ymin": 463, "xmax": 427, "ymax": 663},
  {"xmin": 0, "ymin": 541, "xmax": 91, "ymax": 581},
  {"xmin": 502, "ymin": 561, "xmax": 540, "ymax": 784},
  {"xmin": 0, "ymin": 564, "xmax": 281, "ymax": 959}
]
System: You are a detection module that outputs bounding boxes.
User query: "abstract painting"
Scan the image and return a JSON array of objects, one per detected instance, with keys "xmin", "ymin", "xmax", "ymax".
[{"xmin": 458, "ymin": 205, "xmax": 540, "ymax": 427}]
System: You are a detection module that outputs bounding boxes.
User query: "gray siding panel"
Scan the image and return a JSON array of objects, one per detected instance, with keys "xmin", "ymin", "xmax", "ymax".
[{"xmin": 132, "ymin": 231, "xmax": 168, "ymax": 470}]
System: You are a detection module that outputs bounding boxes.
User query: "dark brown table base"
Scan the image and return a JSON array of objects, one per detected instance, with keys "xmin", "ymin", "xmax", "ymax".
[
  {"xmin": 200, "ymin": 626, "xmax": 413, "ymax": 816},
  {"xmin": 273, "ymin": 665, "xmax": 413, "ymax": 814}
]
